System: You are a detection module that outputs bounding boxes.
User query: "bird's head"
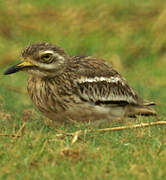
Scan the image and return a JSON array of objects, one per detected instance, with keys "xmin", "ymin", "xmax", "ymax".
[{"xmin": 4, "ymin": 42, "xmax": 69, "ymax": 77}]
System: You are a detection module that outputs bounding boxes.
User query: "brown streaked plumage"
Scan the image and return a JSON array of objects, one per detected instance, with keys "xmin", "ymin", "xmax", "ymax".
[{"xmin": 4, "ymin": 42, "xmax": 157, "ymax": 124}]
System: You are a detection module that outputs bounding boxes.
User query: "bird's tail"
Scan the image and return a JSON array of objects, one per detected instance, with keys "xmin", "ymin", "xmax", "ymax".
[
  {"xmin": 126, "ymin": 104, "xmax": 157, "ymax": 117},
  {"xmin": 143, "ymin": 100, "xmax": 156, "ymax": 106}
]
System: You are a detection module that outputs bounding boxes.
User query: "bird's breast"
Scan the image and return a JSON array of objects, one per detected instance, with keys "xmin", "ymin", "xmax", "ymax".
[{"xmin": 27, "ymin": 76, "xmax": 72, "ymax": 114}]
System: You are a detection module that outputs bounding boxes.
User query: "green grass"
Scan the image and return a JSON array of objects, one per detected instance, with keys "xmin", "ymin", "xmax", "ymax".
[{"xmin": 0, "ymin": 0, "xmax": 166, "ymax": 179}]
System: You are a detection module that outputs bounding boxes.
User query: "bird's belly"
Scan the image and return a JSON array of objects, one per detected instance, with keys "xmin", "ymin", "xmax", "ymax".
[{"xmin": 40, "ymin": 103, "xmax": 126, "ymax": 123}]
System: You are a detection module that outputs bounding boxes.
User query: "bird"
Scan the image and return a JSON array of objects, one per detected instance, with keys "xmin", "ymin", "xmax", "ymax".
[{"xmin": 4, "ymin": 42, "xmax": 157, "ymax": 124}]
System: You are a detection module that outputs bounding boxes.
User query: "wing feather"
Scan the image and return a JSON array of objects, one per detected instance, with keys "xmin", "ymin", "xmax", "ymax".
[{"xmin": 71, "ymin": 56, "xmax": 143, "ymax": 105}]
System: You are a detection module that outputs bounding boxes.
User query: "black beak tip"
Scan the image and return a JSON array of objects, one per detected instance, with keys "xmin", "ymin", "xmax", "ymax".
[
  {"xmin": 3, "ymin": 65, "xmax": 20, "ymax": 75},
  {"xmin": 3, "ymin": 69, "xmax": 11, "ymax": 75}
]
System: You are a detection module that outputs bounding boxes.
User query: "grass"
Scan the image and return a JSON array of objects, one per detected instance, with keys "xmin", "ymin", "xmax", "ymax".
[{"xmin": 0, "ymin": 0, "xmax": 166, "ymax": 179}]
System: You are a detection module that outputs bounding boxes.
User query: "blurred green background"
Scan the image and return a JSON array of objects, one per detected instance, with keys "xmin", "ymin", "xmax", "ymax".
[{"xmin": 1, "ymin": 0, "xmax": 166, "ymax": 179}]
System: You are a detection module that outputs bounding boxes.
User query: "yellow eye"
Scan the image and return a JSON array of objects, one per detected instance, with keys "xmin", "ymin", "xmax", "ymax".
[{"xmin": 41, "ymin": 53, "xmax": 53, "ymax": 63}]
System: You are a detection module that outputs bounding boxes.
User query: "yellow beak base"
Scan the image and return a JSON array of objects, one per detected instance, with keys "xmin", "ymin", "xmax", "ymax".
[{"xmin": 17, "ymin": 61, "xmax": 33, "ymax": 67}]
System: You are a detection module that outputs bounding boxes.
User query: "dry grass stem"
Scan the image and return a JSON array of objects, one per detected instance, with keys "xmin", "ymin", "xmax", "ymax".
[
  {"xmin": 0, "ymin": 122, "xmax": 26, "ymax": 138},
  {"xmin": 71, "ymin": 130, "xmax": 82, "ymax": 145},
  {"xmin": 14, "ymin": 122, "xmax": 26, "ymax": 137},
  {"xmin": 0, "ymin": 134, "xmax": 21, "ymax": 137},
  {"xmin": 39, "ymin": 140, "xmax": 48, "ymax": 155},
  {"xmin": 54, "ymin": 121, "xmax": 166, "ymax": 139},
  {"xmin": 97, "ymin": 121, "xmax": 166, "ymax": 132}
]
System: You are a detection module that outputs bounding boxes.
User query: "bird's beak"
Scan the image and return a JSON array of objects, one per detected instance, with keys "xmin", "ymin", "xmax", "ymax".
[{"xmin": 3, "ymin": 60, "xmax": 34, "ymax": 75}]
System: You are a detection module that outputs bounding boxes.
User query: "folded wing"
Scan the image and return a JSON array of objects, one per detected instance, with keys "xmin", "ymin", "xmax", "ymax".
[{"xmin": 72, "ymin": 56, "xmax": 143, "ymax": 106}]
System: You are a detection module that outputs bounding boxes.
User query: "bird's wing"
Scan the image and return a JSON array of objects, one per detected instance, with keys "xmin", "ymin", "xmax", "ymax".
[{"xmin": 72, "ymin": 56, "xmax": 143, "ymax": 105}]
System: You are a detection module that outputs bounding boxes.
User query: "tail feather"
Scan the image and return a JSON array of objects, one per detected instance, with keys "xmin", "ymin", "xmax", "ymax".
[
  {"xmin": 126, "ymin": 104, "xmax": 157, "ymax": 117},
  {"xmin": 143, "ymin": 100, "xmax": 156, "ymax": 106}
]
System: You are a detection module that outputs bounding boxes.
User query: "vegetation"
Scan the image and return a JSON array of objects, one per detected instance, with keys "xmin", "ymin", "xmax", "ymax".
[{"xmin": 0, "ymin": 0, "xmax": 166, "ymax": 179}]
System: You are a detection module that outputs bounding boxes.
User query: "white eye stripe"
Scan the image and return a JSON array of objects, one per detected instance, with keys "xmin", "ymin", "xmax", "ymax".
[
  {"xmin": 35, "ymin": 62, "xmax": 55, "ymax": 69},
  {"xmin": 40, "ymin": 50, "xmax": 54, "ymax": 55},
  {"xmin": 40, "ymin": 51, "xmax": 65, "ymax": 61}
]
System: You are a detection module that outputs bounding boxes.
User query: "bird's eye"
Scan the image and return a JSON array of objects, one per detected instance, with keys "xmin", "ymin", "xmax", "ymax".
[{"xmin": 41, "ymin": 53, "xmax": 53, "ymax": 63}]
